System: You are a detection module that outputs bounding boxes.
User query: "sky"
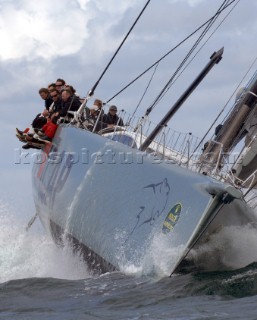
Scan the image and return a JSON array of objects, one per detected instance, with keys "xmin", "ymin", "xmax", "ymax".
[{"xmin": 1, "ymin": 0, "xmax": 257, "ymax": 217}]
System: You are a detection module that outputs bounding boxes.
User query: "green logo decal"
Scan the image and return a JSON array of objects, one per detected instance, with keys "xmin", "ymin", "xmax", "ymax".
[{"xmin": 162, "ymin": 203, "xmax": 182, "ymax": 234}]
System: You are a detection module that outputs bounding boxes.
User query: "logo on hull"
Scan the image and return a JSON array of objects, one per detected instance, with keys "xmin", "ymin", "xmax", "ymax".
[{"xmin": 162, "ymin": 203, "xmax": 182, "ymax": 234}]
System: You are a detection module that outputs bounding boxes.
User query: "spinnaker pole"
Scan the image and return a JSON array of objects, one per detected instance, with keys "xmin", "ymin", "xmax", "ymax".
[{"xmin": 139, "ymin": 47, "xmax": 224, "ymax": 151}]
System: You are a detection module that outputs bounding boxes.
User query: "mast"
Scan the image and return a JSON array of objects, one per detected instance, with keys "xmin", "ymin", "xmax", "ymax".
[
  {"xmin": 139, "ymin": 47, "xmax": 224, "ymax": 151},
  {"xmin": 201, "ymin": 71, "xmax": 257, "ymax": 172}
]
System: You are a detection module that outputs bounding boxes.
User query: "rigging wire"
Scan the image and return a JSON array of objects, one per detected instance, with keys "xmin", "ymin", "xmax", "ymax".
[
  {"xmin": 88, "ymin": 0, "xmax": 151, "ymax": 97},
  {"xmin": 192, "ymin": 39, "xmax": 257, "ymax": 154},
  {"xmin": 106, "ymin": 0, "xmax": 237, "ymax": 104},
  {"xmin": 128, "ymin": 63, "xmax": 159, "ymax": 124},
  {"xmin": 163, "ymin": 0, "xmax": 240, "ymax": 97},
  {"xmin": 144, "ymin": 0, "xmax": 231, "ymax": 116}
]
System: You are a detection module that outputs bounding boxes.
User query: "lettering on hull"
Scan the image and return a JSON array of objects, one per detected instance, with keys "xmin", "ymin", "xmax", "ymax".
[{"xmin": 162, "ymin": 203, "xmax": 182, "ymax": 234}]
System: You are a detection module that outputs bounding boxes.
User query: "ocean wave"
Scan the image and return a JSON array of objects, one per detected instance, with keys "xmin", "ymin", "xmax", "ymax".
[{"xmin": 0, "ymin": 199, "xmax": 90, "ymax": 284}]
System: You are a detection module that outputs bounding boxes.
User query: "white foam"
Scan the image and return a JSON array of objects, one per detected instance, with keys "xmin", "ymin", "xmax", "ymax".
[
  {"xmin": 190, "ymin": 224, "xmax": 257, "ymax": 271},
  {"xmin": 117, "ymin": 231, "xmax": 185, "ymax": 278},
  {"xmin": 118, "ymin": 222, "xmax": 257, "ymax": 277},
  {"xmin": 0, "ymin": 200, "xmax": 90, "ymax": 283}
]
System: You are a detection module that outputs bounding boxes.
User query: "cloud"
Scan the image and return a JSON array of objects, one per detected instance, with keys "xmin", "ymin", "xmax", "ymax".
[
  {"xmin": 170, "ymin": 0, "xmax": 205, "ymax": 7},
  {"xmin": 0, "ymin": 0, "xmax": 91, "ymax": 60},
  {"xmin": 2, "ymin": 1, "xmax": 257, "ymax": 270},
  {"xmin": 0, "ymin": 0, "xmax": 141, "ymax": 61},
  {"xmin": 1, "ymin": 0, "xmax": 257, "ymax": 138}
]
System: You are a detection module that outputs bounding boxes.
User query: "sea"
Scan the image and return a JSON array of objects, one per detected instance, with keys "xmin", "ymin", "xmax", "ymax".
[{"xmin": 1, "ymin": 197, "xmax": 257, "ymax": 320}]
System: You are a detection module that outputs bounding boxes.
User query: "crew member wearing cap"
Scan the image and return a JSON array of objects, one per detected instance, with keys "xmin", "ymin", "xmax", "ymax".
[
  {"xmin": 86, "ymin": 98, "xmax": 106, "ymax": 132},
  {"xmin": 103, "ymin": 105, "xmax": 124, "ymax": 127}
]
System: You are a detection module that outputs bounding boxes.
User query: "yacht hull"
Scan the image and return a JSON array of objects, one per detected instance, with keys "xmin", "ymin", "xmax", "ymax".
[{"xmin": 32, "ymin": 125, "xmax": 256, "ymax": 274}]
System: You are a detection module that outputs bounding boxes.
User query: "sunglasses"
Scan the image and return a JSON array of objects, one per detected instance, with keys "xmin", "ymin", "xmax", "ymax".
[{"xmin": 51, "ymin": 94, "xmax": 58, "ymax": 98}]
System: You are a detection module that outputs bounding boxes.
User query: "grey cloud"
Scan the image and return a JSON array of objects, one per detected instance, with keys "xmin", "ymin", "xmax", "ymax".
[{"xmin": 1, "ymin": 0, "xmax": 257, "ymax": 150}]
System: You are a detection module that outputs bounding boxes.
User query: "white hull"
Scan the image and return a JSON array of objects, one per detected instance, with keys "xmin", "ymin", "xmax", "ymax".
[{"xmin": 32, "ymin": 125, "xmax": 257, "ymax": 274}]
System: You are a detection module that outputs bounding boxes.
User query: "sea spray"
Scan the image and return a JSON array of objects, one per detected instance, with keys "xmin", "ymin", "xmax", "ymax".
[
  {"xmin": 0, "ymin": 199, "xmax": 90, "ymax": 283},
  {"xmin": 116, "ymin": 228, "xmax": 185, "ymax": 278},
  {"xmin": 140, "ymin": 231, "xmax": 185, "ymax": 277},
  {"xmin": 118, "ymin": 224, "xmax": 257, "ymax": 276},
  {"xmin": 189, "ymin": 224, "xmax": 257, "ymax": 271}
]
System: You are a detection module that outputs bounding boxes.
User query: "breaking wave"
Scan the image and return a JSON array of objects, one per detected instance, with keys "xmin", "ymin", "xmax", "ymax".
[
  {"xmin": 1, "ymin": 195, "xmax": 257, "ymax": 284},
  {"xmin": 0, "ymin": 200, "xmax": 90, "ymax": 284}
]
